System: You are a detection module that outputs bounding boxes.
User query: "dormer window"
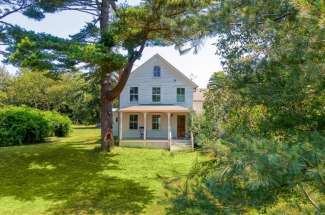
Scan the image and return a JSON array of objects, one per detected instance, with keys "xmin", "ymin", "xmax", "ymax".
[{"xmin": 153, "ymin": 66, "xmax": 161, "ymax": 77}]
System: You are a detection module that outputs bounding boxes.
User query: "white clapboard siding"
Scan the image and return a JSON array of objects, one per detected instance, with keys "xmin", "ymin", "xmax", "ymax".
[{"xmin": 120, "ymin": 54, "xmax": 197, "ymax": 108}]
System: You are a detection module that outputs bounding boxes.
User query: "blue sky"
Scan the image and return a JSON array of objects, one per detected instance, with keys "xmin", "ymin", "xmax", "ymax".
[{"xmin": 2, "ymin": 1, "xmax": 222, "ymax": 88}]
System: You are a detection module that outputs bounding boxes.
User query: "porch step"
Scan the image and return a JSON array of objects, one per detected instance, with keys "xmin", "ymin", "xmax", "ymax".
[{"xmin": 172, "ymin": 139, "xmax": 191, "ymax": 145}]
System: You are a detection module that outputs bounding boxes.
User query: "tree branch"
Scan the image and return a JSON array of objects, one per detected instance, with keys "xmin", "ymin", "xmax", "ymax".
[
  {"xmin": 61, "ymin": 7, "xmax": 99, "ymax": 16},
  {"xmin": 107, "ymin": 40, "xmax": 146, "ymax": 100},
  {"xmin": 0, "ymin": 20, "xmax": 14, "ymax": 27},
  {"xmin": 0, "ymin": 2, "xmax": 32, "ymax": 20},
  {"xmin": 109, "ymin": 0, "xmax": 117, "ymax": 13}
]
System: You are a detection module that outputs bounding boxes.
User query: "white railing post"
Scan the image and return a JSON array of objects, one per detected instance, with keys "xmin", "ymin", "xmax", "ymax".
[
  {"xmin": 191, "ymin": 132, "xmax": 194, "ymax": 150},
  {"xmin": 144, "ymin": 112, "xmax": 147, "ymax": 140},
  {"xmin": 168, "ymin": 112, "xmax": 171, "ymax": 150},
  {"xmin": 119, "ymin": 111, "xmax": 123, "ymax": 141}
]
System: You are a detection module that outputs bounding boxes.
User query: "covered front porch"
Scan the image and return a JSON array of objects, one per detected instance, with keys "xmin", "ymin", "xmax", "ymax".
[{"xmin": 118, "ymin": 105, "xmax": 194, "ymax": 150}]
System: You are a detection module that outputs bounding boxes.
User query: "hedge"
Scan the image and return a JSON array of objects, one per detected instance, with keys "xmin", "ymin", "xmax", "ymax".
[
  {"xmin": 42, "ymin": 111, "xmax": 72, "ymax": 137},
  {"xmin": 0, "ymin": 107, "xmax": 72, "ymax": 146}
]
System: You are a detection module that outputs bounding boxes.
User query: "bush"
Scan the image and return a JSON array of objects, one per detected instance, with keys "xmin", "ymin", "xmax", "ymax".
[
  {"xmin": 0, "ymin": 107, "xmax": 49, "ymax": 146},
  {"xmin": 42, "ymin": 111, "xmax": 72, "ymax": 137},
  {"xmin": 0, "ymin": 107, "xmax": 72, "ymax": 146}
]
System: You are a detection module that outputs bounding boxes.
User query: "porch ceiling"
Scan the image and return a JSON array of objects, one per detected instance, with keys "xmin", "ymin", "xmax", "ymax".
[{"xmin": 120, "ymin": 105, "xmax": 190, "ymax": 113}]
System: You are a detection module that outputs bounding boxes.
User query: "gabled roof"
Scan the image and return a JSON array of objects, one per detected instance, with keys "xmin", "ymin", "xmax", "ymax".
[{"xmin": 133, "ymin": 53, "xmax": 199, "ymax": 88}]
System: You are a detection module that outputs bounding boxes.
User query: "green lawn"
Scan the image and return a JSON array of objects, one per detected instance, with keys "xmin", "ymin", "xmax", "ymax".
[{"xmin": 0, "ymin": 126, "xmax": 201, "ymax": 215}]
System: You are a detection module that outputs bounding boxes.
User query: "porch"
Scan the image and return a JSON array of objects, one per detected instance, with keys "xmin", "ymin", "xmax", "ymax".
[{"xmin": 118, "ymin": 105, "xmax": 194, "ymax": 150}]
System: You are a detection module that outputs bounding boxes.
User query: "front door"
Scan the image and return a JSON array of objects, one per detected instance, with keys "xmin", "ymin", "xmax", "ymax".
[{"xmin": 177, "ymin": 115, "xmax": 186, "ymax": 139}]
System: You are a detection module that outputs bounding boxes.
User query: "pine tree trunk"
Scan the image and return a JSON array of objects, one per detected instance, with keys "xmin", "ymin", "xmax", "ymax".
[
  {"xmin": 97, "ymin": 0, "xmax": 145, "ymax": 152},
  {"xmin": 100, "ymin": 74, "xmax": 114, "ymax": 152},
  {"xmin": 99, "ymin": 0, "xmax": 112, "ymax": 152}
]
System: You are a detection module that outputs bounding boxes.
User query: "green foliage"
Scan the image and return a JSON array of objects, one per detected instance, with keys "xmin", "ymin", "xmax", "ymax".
[
  {"xmin": 0, "ymin": 66, "xmax": 10, "ymax": 106},
  {"xmin": 0, "ymin": 107, "xmax": 71, "ymax": 146},
  {"xmin": 167, "ymin": 133, "xmax": 325, "ymax": 214},
  {"xmin": 190, "ymin": 113, "xmax": 218, "ymax": 147},
  {"xmin": 42, "ymin": 111, "xmax": 72, "ymax": 137},
  {"xmin": 167, "ymin": 0, "xmax": 325, "ymax": 214},
  {"xmin": 3, "ymin": 0, "xmax": 212, "ymax": 75},
  {"xmin": 1, "ymin": 71, "xmax": 99, "ymax": 124},
  {"xmin": 0, "ymin": 107, "xmax": 50, "ymax": 146}
]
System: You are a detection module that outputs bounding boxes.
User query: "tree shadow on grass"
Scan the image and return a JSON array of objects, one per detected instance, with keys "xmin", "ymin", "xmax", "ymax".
[{"xmin": 0, "ymin": 142, "xmax": 154, "ymax": 214}]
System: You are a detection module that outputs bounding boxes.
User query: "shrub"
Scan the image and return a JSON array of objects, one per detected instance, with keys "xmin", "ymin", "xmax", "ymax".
[
  {"xmin": 0, "ymin": 107, "xmax": 72, "ymax": 146},
  {"xmin": 42, "ymin": 111, "xmax": 72, "ymax": 137},
  {"xmin": 0, "ymin": 107, "xmax": 50, "ymax": 146}
]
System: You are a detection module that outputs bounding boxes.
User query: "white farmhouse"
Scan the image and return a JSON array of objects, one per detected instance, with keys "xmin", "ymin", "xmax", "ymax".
[{"xmin": 112, "ymin": 54, "xmax": 203, "ymax": 150}]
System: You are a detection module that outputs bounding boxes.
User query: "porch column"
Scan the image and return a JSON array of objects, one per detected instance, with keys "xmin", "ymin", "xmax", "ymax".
[
  {"xmin": 119, "ymin": 111, "xmax": 123, "ymax": 140},
  {"xmin": 168, "ymin": 112, "xmax": 171, "ymax": 148},
  {"xmin": 143, "ymin": 112, "xmax": 147, "ymax": 140}
]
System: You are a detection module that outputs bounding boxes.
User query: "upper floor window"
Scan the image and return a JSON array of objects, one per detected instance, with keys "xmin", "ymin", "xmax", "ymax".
[
  {"xmin": 152, "ymin": 115, "xmax": 160, "ymax": 130},
  {"xmin": 152, "ymin": 87, "xmax": 161, "ymax": 103},
  {"xmin": 130, "ymin": 87, "xmax": 138, "ymax": 103},
  {"xmin": 129, "ymin": 114, "xmax": 138, "ymax": 130},
  {"xmin": 177, "ymin": 88, "xmax": 185, "ymax": 102},
  {"xmin": 153, "ymin": 66, "xmax": 161, "ymax": 77}
]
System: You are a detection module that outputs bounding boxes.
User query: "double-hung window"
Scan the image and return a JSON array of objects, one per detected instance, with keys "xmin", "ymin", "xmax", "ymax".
[
  {"xmin": 153, "ymin": 66, "xmax": 161, "ymax": 77},
  {"xmin": 152, "ymin": 115, "xmax": 160, "ymax": 130},
  {"xmin": 152, "ymin": 87, "xmax": 161, "ymax": 103},
  {"xmin": 129, "ymin": 115, "xmax": 138, "ymax": 130},
  {"xmin": 130, "ymin": 87, "xmax": 138, "ymax": 103},
  {"xmin": 177, "ymin": 88, "xmax": 185, "ymax": 103}
]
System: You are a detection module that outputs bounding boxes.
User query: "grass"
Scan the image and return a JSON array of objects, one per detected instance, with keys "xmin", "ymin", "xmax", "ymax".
[{"xmin": 0, "ymin": 126, "xmax": 201, "ymax": 215}]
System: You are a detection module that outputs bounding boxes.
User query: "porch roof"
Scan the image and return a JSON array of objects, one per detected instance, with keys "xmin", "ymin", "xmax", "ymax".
[{"xmin": 119, "ymin": 105, "xmax": 190, "ymax": 113}]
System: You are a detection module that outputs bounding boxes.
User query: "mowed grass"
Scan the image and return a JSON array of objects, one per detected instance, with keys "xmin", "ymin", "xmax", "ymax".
[{"xmin": 0, "ymin": 126, "xmax": 201, "ymax": 215}]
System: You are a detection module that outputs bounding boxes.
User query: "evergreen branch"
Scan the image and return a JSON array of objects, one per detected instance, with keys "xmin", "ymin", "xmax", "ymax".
[
  {"xmin": 298, "ymin": 183, "xmax": 320, "ymax": 211},
  {"xmin": 0, "ymin": 20, "xmax": 14, "ymax": 27},
  {"xmin": 0, "ymin": 50, "xmax": 9, "ymax": 55},
  {"xmin": 0, "ymin": 1, "xmax": 32, "ymax": 19},
  {"xmin": 315, "ymin": 155, "xmax": 325, "ymax": 187}
]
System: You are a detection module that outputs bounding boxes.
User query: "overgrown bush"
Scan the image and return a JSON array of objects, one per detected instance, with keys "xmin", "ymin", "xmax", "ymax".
[
  {"xmin": 0, "ymin": 107, "xmax": 72, "ymax": 146},
  {"xmin": 42, "ymin": 111, "xmax": 72, "ymax": 137},
  {"xmin": 0, "ymin": 107, "xmax": 49, "ymax": 146}
]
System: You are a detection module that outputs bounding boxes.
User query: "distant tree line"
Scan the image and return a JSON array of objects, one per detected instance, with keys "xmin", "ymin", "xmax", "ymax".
[{"xmin": 0, "ymin": 67, "xmax": 101, "ymax": 124}]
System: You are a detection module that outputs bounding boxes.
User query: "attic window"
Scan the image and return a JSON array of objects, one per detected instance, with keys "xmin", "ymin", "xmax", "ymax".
[
  {"xmin": 153, "ymin": 66, "xmax": 161, "ymax": 77},
  {"xmin": 177, "ymin": 88, "xmax": 185, "ymax": 102}
]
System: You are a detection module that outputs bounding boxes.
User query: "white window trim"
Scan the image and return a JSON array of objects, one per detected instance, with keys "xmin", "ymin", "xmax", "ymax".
[
  {"xmin": 129, "ymin": 114, "xmax": 138, "ymax": 130},
  {"xmin": 176, "ymin": 87, "xmax": 186, "ymax": 103},
  {"xmin": 152, "ymin": 115, "xmax": 161, "ymax": 130},
  {"xmin": 152, "ymin": 87, "xmax": 161, "ymax": 103},
  {"xmin": 129, "ymin": 86, "xmax": 139, "ymax": 104},
  {"xmin": 153, "ymin": 66, "xmax": 161, "ymax": 78}
]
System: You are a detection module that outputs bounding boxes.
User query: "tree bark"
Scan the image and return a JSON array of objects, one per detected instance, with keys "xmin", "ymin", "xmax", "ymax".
[
  {"xmin": 98, "ymin": 0, "xmax": 146, "ymax": 152},
  {"xmin": 99, "ymin": 0, "xmax": 113, "ymax": 152},
  {"xmin": 100, "ymin": 74, "xmax": 114, "ymax": 152}
]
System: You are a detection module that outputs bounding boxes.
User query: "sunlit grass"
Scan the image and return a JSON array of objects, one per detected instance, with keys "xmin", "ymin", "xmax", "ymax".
[{"xmin": 0, "ymin": 126, "xmax": 201, "ymax": 215}]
